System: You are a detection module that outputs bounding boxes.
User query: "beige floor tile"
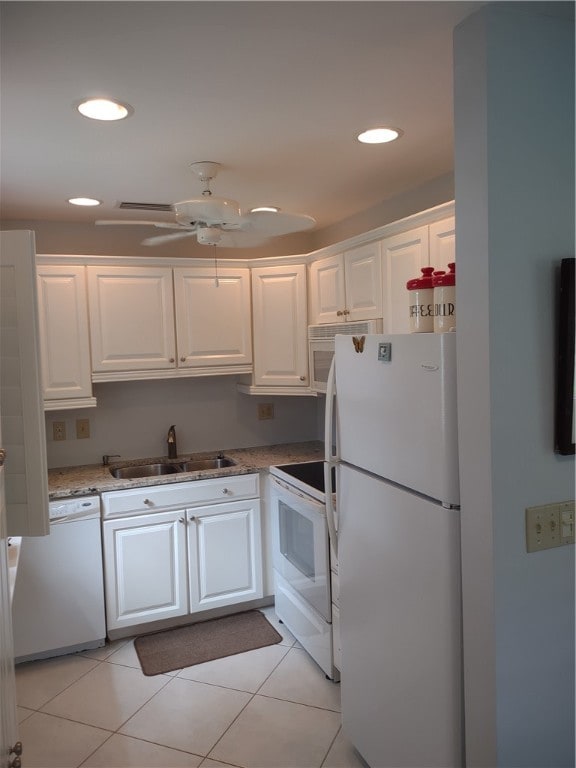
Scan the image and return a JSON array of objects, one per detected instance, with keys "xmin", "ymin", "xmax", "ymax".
[
  {"xmin": 15, "ymin": 654, "xmax": 99, "ymax": 710},
  {"xmin": 258, "ymin": 647, "xmax": 341, "ymax": 711},
  {"xmin": 209, "ymin": 694, "xmax": 340, "ymax": 768},
  {"xmin": 107, "ymin": 639, "xmax": 181, "ymax": 676},
  {"xmin": 42, "ymin": 660, "xmax": 170, "ymax": 730},
  {"xmin": 177, "ymin": 643, "xmax": 289, "ymax": 693},
  {"xmin": 16, "ymin": 706, "xmax": 34, "ymax": 723},
  {"xmin": 321, "ymin": 727, "xmax": 368, "ymax": 767},
  {"xmin": 16, "ymin": 711, "xmax": 110, "ymax": 768},
  {"xmin": 83, "ymin": 733, "xmax": 203, "ymax": 767},
  {"xmin": 260, "ymin": 606, "xmax": 297, "ymax": 646},
  {"xmin": 120, "ymin": 676, "xmax": 251, "ymax": 756},
  {"xmin": 200, "ymin": 759, "xmax": 243, "ymax": 768},
  {"xmin": 80, "ymin": 638, "xmax": 131, "ymax": 660}
]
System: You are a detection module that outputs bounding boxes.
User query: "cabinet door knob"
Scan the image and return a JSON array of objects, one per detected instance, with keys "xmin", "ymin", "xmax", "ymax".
[
  {"xmin": 143, "ymin": 499, "xmax": 152, "ymax": 506},
  {"xmin": 222, "ymin": 488, "xmax": 230, "ymax": 495},
  {"xmin": 9, "ymin": 743, "xmax": 23, "ymax": 757},
  {"xmin": 343, "ymin": 308, "xmax": 350, "ymax": 315},
  {"xmin": 299, "ymin": 376, "xmax": 306, "ymax": 381},
  {"xmin": 9, "ymin": 757, "xmax": 21, "ymax": 768},
  {"xmin": 0, "ymin": 448, "xmax": 6, "ymax": 466},
  {"xmin": 180, "ymin": 357, "xmax": 186, "ymax": 363},
  {"xmin": 336, "ymin": 310, "xmax": 343, "ymax": 316},
  {"xmin": 189, "ymin": 515, "xmax": 196, "ymax": 522},
  {"xmin": 179, "ymin": 517, "xmax": 185, "ymax": 524},
  {"xmin": 169, "ymin": 357, "xmax": 175, "ymax": 363}
]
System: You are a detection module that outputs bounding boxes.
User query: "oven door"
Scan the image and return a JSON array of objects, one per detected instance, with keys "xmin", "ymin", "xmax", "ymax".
[{"xmin": 270, "ymin": 475, "xmax": 331, "ymax": 621}]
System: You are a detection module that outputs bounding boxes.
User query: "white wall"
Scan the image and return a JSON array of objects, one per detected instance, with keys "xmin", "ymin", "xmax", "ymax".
[
  {"xmin": 454, "ymin": 4, "xmax": 574, "ymax": 767},
  {"xmin": 45, "ymin": 376, "xmax": 319, "ymax": 468}
]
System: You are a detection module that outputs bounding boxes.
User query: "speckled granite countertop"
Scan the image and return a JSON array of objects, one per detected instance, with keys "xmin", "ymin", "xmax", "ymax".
[{"xmin": 48, "ymin": 441, "xmax": 324, "ymax": 500}]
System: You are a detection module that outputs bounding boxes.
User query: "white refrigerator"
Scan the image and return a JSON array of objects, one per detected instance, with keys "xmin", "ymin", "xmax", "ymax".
[{"xmin": 326, "ymin": 332, "xmax": 462, "ymax": 768}]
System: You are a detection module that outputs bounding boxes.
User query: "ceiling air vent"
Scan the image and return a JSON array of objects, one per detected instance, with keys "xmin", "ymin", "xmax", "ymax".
[{"xmin": 118, "ymin": 201, "xmax": 173, "ymax": 212}]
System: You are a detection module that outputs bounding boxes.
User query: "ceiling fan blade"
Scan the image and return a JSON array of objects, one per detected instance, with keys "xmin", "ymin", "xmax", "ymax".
[
  {"xmin": 96, "ymin": 219, "xmax": 184, "ymax": 229},
  {"xmin": 243, "ymin": 211, "xmax": 316, "ymax": 236},
  {"xmin": 142, "ymin": 231, "xmax": 198, "ymax": 246}
]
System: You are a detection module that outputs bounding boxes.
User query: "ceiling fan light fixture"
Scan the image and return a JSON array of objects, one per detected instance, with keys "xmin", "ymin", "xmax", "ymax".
[
  {"xmin": 77, "ymin": 98, "xmax": 132, "ymax": 121},
  {"xmin": 357, "ymin": 127, "xmax": 402, "ymax": 144},
  {"xmin": 249, "ymin": 206, "xmax": 280, "ymax": 213},
  {"xmin": 197, "ymin": 226, "xmax": 222, "ymax": 246},
  {"xmin": 68, "ymin": 197, "xmax": 101, "ymax": 206}
]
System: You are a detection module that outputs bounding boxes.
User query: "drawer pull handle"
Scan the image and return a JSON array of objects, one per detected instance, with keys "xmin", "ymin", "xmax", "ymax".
[
  {"xmin": 144, "ymin": 499, "xmax": 153, "ymax": 506},
  {"xmin": 222, "ymin": 488, "xmax": 230, "ymax": 495}
]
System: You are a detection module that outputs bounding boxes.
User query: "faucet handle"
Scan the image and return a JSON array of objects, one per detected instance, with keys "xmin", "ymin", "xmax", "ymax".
[{"xmin": 102, "ymin": 454, "xmax": 121, "ymax": 466}]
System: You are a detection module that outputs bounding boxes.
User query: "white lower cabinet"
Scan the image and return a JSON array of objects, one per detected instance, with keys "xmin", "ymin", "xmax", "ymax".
[
  {"xmin": 102, "ymin": 475, "xmax": 263, "ymax": 632},
  {"xmin": 103, "ymin": 510, "xmax": 189, "ymax": 630},
  {"xmin": 188, "ymin": 499, "xmax": 262, "ymax": 612}
]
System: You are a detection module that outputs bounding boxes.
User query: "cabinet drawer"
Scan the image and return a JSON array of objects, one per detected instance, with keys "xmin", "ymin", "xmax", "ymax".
[{"xmin": 102, "ymin": 473, "xmax": 260, "ymax": 519}]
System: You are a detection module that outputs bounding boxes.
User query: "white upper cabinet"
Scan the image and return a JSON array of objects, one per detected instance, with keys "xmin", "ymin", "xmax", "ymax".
[
  {"xmin": 381, "ymin": 217, "xmax": 456, "ymax": 334},
  {"xmin": 249, "ymin": 264, "xmax": 309, "ymax": 389},
  {"xmin": 381, "ymin": 226, "xmax": 429, "ymax": 334},
  {"xmin": 429, "ymin": 217, "xmax": 456, "ymax": 273},
  {"xmin": 87, "ymin": 265, "xmax": 252, "ymax": 380},
  {"xmin": 309, "ymin": 241, "xmax": 383, "ymax": 324},
  {"xmin": 173, "ymin": 266, "xmax": 252, "ymax": 370},
  {"xmin": 36, "ymin": 265, "xmax": 96, "ymax": 409},
  {"xmin": 87, "ymin": 266, "xmax": 176, "ymax": 374}
]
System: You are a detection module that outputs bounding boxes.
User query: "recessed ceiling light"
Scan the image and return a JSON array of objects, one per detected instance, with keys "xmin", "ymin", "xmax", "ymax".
[
  {"xmin": 77, "ymin": 98, "xmax": 132, "ymax": 121},
  {"xmin": 357, "ymin": 127, "xmax": 403, "ymax": 144},
  {"xmin": 68, "ymin": 197, "xmax": 101, "ymax": 206},
  {"xmin": 250, "ymin": 206, "xmax": 280, "ymax": 213}
]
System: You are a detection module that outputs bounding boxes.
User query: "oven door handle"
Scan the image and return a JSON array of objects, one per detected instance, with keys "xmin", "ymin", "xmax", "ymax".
[{"xmin": 324, "ymin": 462, "xmax": 338, "ymax": 557}]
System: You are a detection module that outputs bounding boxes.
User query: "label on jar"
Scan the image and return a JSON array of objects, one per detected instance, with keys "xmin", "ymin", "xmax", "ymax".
[
  {"xmin": 433, "ymin": 286, "xmax": 456, "ymax": 332},
  {"xmin": 409, "ymin": 288, "xmax": 434, "ymax": 333}
]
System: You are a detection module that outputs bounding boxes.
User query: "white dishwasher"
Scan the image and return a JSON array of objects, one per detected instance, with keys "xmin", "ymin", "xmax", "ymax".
[{"xmin": 12, "ymin": 495, "xmax": 106, "ymax": 662}]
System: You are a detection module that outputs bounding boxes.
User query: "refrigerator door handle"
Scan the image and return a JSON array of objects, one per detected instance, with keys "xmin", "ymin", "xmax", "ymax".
[
  {"xmin": 324, "ymin": 461, "xmax": 338, "ymax": 558},
  {"xmin": 324, "ymin": 357, "xmax": 339, "ymax": 463}
]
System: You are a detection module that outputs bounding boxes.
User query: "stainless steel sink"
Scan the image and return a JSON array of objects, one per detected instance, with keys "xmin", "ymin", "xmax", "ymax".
[
  {"xmin": 178, "ymin": 457, "xmax": 236, "ymax": 472},
  {"xmin": 109, "ymin": 456, "xmax": 236, "ymax": 479},
  {"xmin": 109, "ymin": 463, "xmax": 181, "ymax": 479}
]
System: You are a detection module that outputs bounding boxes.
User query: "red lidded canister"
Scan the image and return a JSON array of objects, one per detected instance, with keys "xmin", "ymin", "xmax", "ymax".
[{"xmin": 406, "ymin": 266, "xmax": 435, "ymax": 332}]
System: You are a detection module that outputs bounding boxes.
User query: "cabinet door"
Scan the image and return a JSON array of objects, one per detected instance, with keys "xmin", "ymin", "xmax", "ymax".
[
  {"xmin": 381, "ymin": 226, "xmax": 429, "ymax": 334},
  {"xmin": 344, "ymin": 241, "xmax": 383, "ymax": 321},
  {"xmin": 429, "ymin": 217, "xmax": 456, "ymax": 273},
  {"xmin": 308, "ymin": 254, "xmax": 346, "ymax": 324},
  {"xmin": 187, "ymin": 499, "xmax": 263, "ymax": 613},
  {"xmin": 37, "ymin": 265, "xmax": 95, "ymax": 407},
  {"xmin": 251, "ymin": 265, "xmax": 308, "ymax": 387},
  {"xmin": 87, "ymin": 266, "xmax": 176, "ymax": 373},
  {"xmin": 103, "ymin": 511, "xmax": 188, "ymax": 631},
  {"xmin": 174, "ymin": 267, "xmax": 252, "ymax": 369}
]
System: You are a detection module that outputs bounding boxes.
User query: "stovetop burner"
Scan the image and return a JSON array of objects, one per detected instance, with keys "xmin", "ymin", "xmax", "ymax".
[{"xmin": 272, "ymin": 461, "xmax": 333, "ymax": 494}]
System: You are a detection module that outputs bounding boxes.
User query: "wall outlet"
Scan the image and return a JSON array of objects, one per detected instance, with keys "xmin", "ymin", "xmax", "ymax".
[
  {"xmin": 76, "ymin": 418, "xmax": 90, "ymax": 439},
  {"xmin": 526, "ymin": 501, "xmax": 575, "ymax": 552},
  {"xmin": 52, "ymin": 421, "xmax": 66, "ymax": 441},
  {"xmin": 258, "ymin": 403, "xmax": 275, "ymax": 420}
]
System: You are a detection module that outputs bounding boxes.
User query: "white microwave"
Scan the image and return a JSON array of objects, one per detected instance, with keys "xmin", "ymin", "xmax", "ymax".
[{"xmin": 308, "ymin": 319, "xmax": 383, "ymax": 393}]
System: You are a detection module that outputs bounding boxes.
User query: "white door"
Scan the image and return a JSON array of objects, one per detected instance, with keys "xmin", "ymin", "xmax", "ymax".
[
  {"xmin": 343, "ymin": 242, "xmax": 383, "ymax": 321},
  {"xmin": 173, "ymin": 267, "xmax": 252, "ymax": 369},
  {"xmin": 0, "ymin": 430, "xmax": 18, "ymax": 767},
  {"xmin": 251, "ymin": 265, "xmax": 309, "ymax": 387},
  {"xmin": 381, "ymin": 225, "xmax": 429, "ymax": 333},
  {"xmin": 187, "ymin": 499, "xmax": 263, "ymax": 612},
  {"xmin": 308, "ymin": 254, "xmax": 346, "ymax": 324},
  {"xmin": 87, "ymin": 266, "xmax": 176, "ymax": 373},
  {"xmin": 36, "ymin": 265, "xmax": 95, "ymax": 406},
  {"xmin": 429, "ymin": 217, "xmax": 456, "ymax": 273},
  {"xmin": 103, "ymin": 511, "xmax": 188, "ymax": 630}
]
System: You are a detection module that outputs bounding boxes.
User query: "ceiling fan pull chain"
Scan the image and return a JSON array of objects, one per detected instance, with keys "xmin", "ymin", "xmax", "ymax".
[{"xmin": 213, "ymin": 245, "xmax": 220, "ymax": 288}]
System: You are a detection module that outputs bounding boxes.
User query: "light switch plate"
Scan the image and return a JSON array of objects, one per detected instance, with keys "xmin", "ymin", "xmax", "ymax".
[{"xmin": 526, "ymin": 501, "xmax": 575, "ymax": 552}]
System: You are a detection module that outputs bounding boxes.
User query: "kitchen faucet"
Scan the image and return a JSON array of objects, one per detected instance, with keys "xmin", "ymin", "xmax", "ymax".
[{"xmin": 167, "ymin": 425, "xmax": 177, "ymax": 459}]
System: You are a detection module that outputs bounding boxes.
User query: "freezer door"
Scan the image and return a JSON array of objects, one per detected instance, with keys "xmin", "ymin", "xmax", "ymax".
[
  {"xmin": 338, "ymin": 463, "xmax": 462, "ymax": 767},
  {"xmin": 335, "ymin": 332, "xmax": 459, "ymax": 505}
]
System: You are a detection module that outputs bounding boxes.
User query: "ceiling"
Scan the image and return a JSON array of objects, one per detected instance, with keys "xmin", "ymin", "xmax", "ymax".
[{"xmin": 0, "ymin": 1, "xmax": 483, "ymax": 254}]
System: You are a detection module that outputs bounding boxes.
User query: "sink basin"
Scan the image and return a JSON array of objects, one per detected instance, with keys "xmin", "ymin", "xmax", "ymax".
[
  {"xmin": 178, "ymin": 457, "xmax": 236, "ymax": 472},
  {"xmin": 110, "ymin": 463, "xmax": 181, "ymax": 479}
]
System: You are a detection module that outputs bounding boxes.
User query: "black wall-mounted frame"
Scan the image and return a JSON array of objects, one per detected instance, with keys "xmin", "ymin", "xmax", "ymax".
[{"xmin": 555, "ymin": 257, "xmax": 575, "ymax": 455}]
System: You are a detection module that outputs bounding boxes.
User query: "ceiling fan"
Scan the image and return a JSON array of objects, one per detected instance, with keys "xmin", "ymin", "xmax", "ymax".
[{"xmin": 96, "ymin": 161, "xmax": 316, "ymax": 248}]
